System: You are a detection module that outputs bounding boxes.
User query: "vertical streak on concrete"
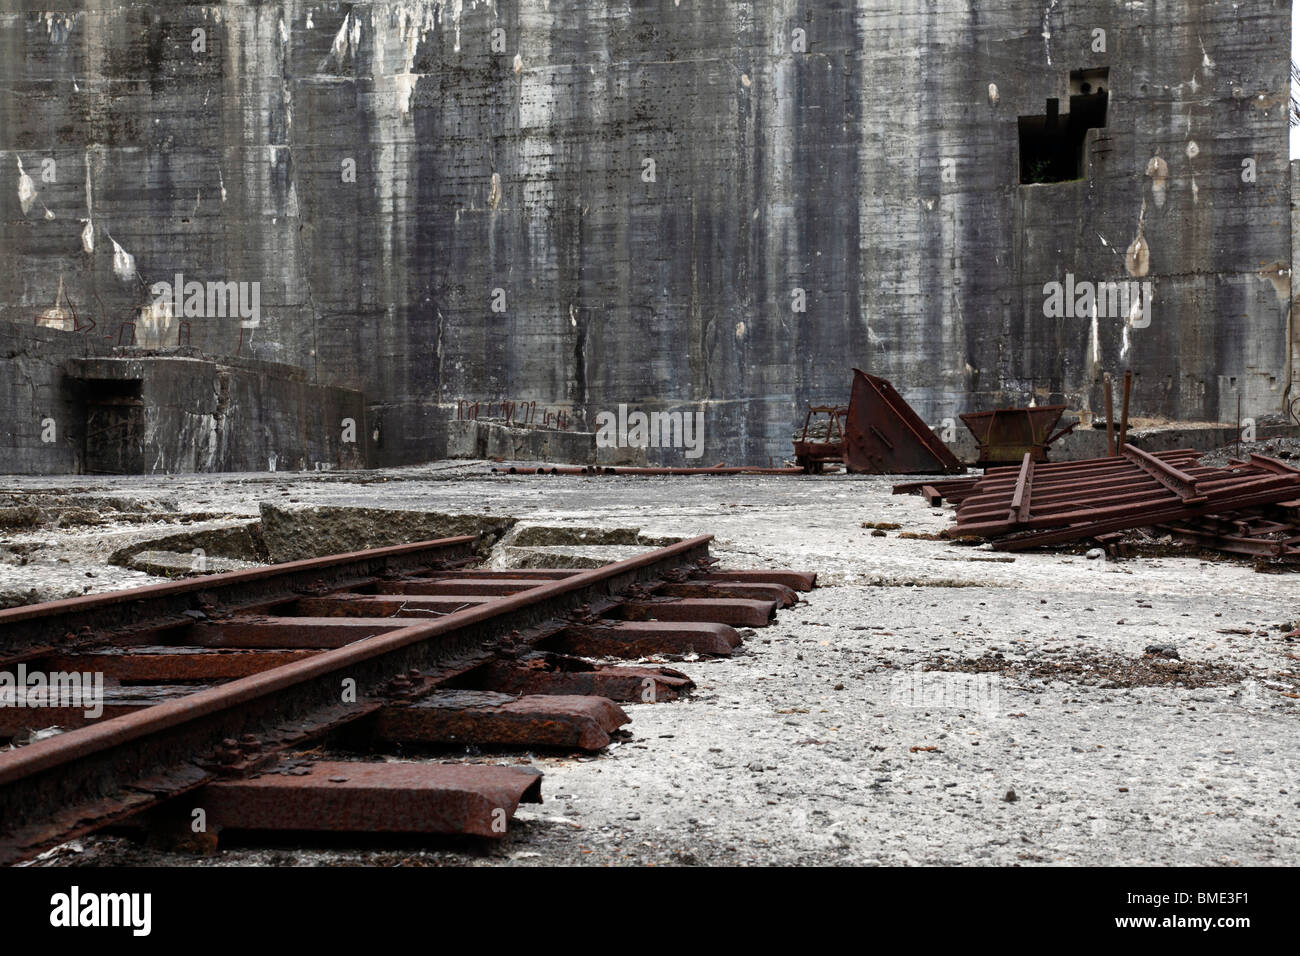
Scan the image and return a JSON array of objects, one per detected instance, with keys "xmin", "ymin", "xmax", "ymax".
[
  {"xmin": 857, "ymin": 1, "xmax": 968, "ymax": 424},
  {"xmin": 367, "ymin": 3, "xmax": 427, "ymax": 416},
  {"xmin": 754, "ymin": 0, "xmax": 800, "ymax": 457},
  {"xmin": 1291, "ymin": 159, "xmax": 1300, "ymax": 420},
  {"xmin": 513, "ymin": 0, "xmax": 557, "ymax": 400},
  {"xmin": 791, "ymin": 1, "xmax": 862, "ymax": 444},
  {"xmin": 931, "ymin": 3, "xmax": 971, "ymax": 421}
]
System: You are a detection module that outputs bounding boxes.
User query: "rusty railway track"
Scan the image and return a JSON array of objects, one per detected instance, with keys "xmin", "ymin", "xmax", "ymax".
[{"xmin": 0, "ymin": 533, "xmax": 814, "ymax": 864}]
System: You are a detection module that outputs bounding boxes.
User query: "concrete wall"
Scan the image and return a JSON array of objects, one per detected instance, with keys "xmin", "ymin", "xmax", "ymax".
[
  {"xmin": 446, "ymin": 418, "xmax": 649, "ymax": 465},
  {"xmin": 0, "ymin": 321, "xmax": 103, "ymax": 474},
  {"xmin": 1, "ymin": 1, "xmax": 1291, "ymax": 466},
  {"xmin": 68, "ymin": 355, "xmax": 369, "ymax": 473}
]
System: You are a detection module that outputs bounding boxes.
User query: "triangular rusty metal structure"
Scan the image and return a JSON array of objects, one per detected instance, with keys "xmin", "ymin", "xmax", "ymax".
[{"xmin": 843, "ymin": 369, "xmax": 964, "ymax": 474}]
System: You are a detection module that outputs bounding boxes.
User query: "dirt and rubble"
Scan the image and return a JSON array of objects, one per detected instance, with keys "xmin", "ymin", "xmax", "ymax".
[
  {"xmin": 2, "ymin": 461, "xmax": 1298, "ymax": 866},
  {"xmin": 1197, "ymin": 436, "xmax": 1300, "ymax": 468}
]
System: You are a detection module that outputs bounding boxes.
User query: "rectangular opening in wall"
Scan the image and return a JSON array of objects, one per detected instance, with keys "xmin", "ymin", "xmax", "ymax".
[
  {"xmin": 82, "ymin": 378, "xmax": 145, "ymax": 474},
  {"xmin": 1019, "ymin": 68, "xmax": 1109, "ymax": 184}
]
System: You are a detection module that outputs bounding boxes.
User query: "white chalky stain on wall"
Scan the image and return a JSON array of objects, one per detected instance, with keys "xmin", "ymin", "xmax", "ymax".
[
  {"xmin": 81, "ymin": 149, "xmax": 95, "ymax": 252},
  {"xmin": 1145, "ymin": 155, "xmax": 1168, "ymax": 207},
  {"xmin": 16, "ymin": 157, "xmax": 36, "ymax": 214},
  {"xmin": 1126, "ymin": 201, "xmax": 1150, "ymax": 278},
  {"xmin": 110, "ymin": 236, "xmax": 135, "ymax": 280},
  {"xmin": 1041, "ymin": 0, "xmax": 1059, "ymax": 66},
  {"xmin": 1088, "ymin": 302, "xmax": 1100, "ymax": 369}
]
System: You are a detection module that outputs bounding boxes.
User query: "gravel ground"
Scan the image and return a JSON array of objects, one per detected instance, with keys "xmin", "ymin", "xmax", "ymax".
[{"xmin": 4, "ymin": 461, "xmax": 1298, "ymax": 867}]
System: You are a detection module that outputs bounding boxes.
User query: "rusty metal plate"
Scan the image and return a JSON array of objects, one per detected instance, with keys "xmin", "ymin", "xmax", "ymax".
[
  {"xmin": 0, "ymin": 685, "xmax": 216, "ymax": 734},
  {"xmin": 370, "ymin": 578, "xmax": 548, "ymax": 596},
  {"xmin": 372, "ymin": 690, "xmax": 628, "ymax": 751},
  {"xmin": 554, "ymin": 620, "xmax": 743, "ymax": 657},
  {"xmin": 693, "ymin": 569, "xmax": 817, "ymax": 591},
  {"xmin": 185, "ymin": 617, "xmax": 409, "ymax": 649},
  {"xmin": 196, "ymin": 761, "xmax": 543, "ymax": 838},
  {"xmin": 468, "ymin": 655, "xmax": 695, "ymax": 701},
  {"xmin": 291, "ymin": 594, "xmax": 497, "ymax": 616},
  {"xmin": 36, "ymin": 646, "xmax": 319, "ymax": 681},
  {"xmin": 842, "ymin": 370, "xmax": 964, "ymax": 474},
  {"xmin": 658, "ymin": 581, "xmax": 798, "ymax": 606},
  {"xmin": 620, "ymin": 597, "xmax": 777, "ymax": 627}
]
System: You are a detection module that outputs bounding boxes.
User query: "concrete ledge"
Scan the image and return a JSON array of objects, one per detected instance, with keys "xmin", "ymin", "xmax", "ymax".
[{"xmin": 446, "ymin": 419, "xmax": 648, "ymax": 466}]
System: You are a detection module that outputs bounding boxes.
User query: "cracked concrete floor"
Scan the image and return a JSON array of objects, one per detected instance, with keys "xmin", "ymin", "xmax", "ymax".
[{"xmin": 4, "ymin": 462, "xmax": 1298, "ymax": 866}]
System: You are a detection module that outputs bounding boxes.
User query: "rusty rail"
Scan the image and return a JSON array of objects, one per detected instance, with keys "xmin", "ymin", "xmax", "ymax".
[{"xmin": 0, "ymin": 534, "xmax": 815, "ymax": 862}]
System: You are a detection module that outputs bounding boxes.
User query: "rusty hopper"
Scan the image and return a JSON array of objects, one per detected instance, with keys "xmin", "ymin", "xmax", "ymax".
[
  {"xmin": 839, "ymin": 370, "xmax": 964, "ymax": 474},
  {"xmin": 959, "ymin": 405, "xmax": 1075, "ymax": 467}
]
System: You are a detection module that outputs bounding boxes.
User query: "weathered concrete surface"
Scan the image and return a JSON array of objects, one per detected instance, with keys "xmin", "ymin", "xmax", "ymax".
[
  {"xmin": 0, "ymin": 322, "xmax": 103, "ymax": 474},
  {"xmin": 446, "ymin": 418, "xmax": 648, "ymax": 465},
  {"xmin": 258, "ymin": 501, "xmax": 514, "ymax": 561},
  {"xmin": 1, "ymin": 322, "xmax": 368, "ymax": 475},
  {"xmin": 1, "ymin": 2, "xmax": 1291, "ymax": 468},
  {"xmin": 107, "ymin": 520, "xmax": 263, "ymax": 568},
  {"xmin": 67, "ymin": 354, "xmax": 369, "ymax": 473}
]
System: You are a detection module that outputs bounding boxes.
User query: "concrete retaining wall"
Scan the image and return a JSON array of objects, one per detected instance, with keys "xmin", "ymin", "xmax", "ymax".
[{"xmin": 1, "ymin": 2, "xmax": 1289, "ymax": 466}]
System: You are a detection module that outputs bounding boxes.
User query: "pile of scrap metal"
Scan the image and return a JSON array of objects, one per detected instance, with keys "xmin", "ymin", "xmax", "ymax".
[
  {"xmin": 895, "ymin": 446, "xmax": 1300, "ymax": 564},
  {"xmin": 793, "ymin": 368, "xmax": 1081, "ymax": 474},
  {"xmin": 793, "ymin": 369, "xmax": 964, "ymax": 474}
]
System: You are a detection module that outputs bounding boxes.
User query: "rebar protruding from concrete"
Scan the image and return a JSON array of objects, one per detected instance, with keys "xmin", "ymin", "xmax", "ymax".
[
  {"xmin": 1119, "ymin": 369, "xmax": 1133, "ymax": 451},
  {"xmin": 1104, "ymin": 372, "xmax": 1116, "ymax": 456}
]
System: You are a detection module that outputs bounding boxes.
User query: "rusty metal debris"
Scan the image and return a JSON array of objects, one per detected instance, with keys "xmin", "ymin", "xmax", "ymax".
[
  {"xmin": 897, "ymin": 447, "xmax": 1300, "ymax": 559},
  {"xmin": 892, "ymin": 476, "xmax": 981, "ymax": 506},
  {"xmin": 0, "ymin": 535, "xmax": 814, "ymax": 862},
  {"xmin": 793, "ymin": 405, "xmax": 849, "ymax": 473},
  {"xmin": 841, "ymin": 370, "xmax": 964, "ymax": 474},
  {"xmin": 371, "ymin": 690, "xmax": 630, "ymax": 752},
  {"xmin": 195, "ymin": 762, "xmax": 544, "ymax": 839},
  {"xmin": 463, "ymin": 653, "xmax": 695, "ymax": 701},
  {"xmin": 792, "ymin": 370, "xmax": 964, "ymax": 474},
  {"xmin": 959, "ymin": 405, "xmax": 1076, "ymax": 467}
]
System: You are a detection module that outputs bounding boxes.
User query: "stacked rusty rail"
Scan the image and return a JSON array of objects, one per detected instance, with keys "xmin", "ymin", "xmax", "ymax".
[
  {"xmin": 1159, "ymin": 508, "xmax": 1300, "ymax": 562},
  {"xmin": 0, "ymin": 535, "xmax": 814, "ymax": 864},
  {"xmin": 896, "ymin": 448, "xmax": 1300, "ymax": 557}
]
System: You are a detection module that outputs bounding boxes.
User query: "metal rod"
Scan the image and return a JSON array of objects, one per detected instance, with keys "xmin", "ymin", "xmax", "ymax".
[
  {"xmin": 1104, "ymin": 372, "xmax": 1115, "ymax": 456},
  {"xmin": 1118, "ymin": 369, "xmax": 1132, "ymax": 451},
  {"xmin": 1236, "ymin": 392, "xmax": 1242, "ymax": 457}
]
